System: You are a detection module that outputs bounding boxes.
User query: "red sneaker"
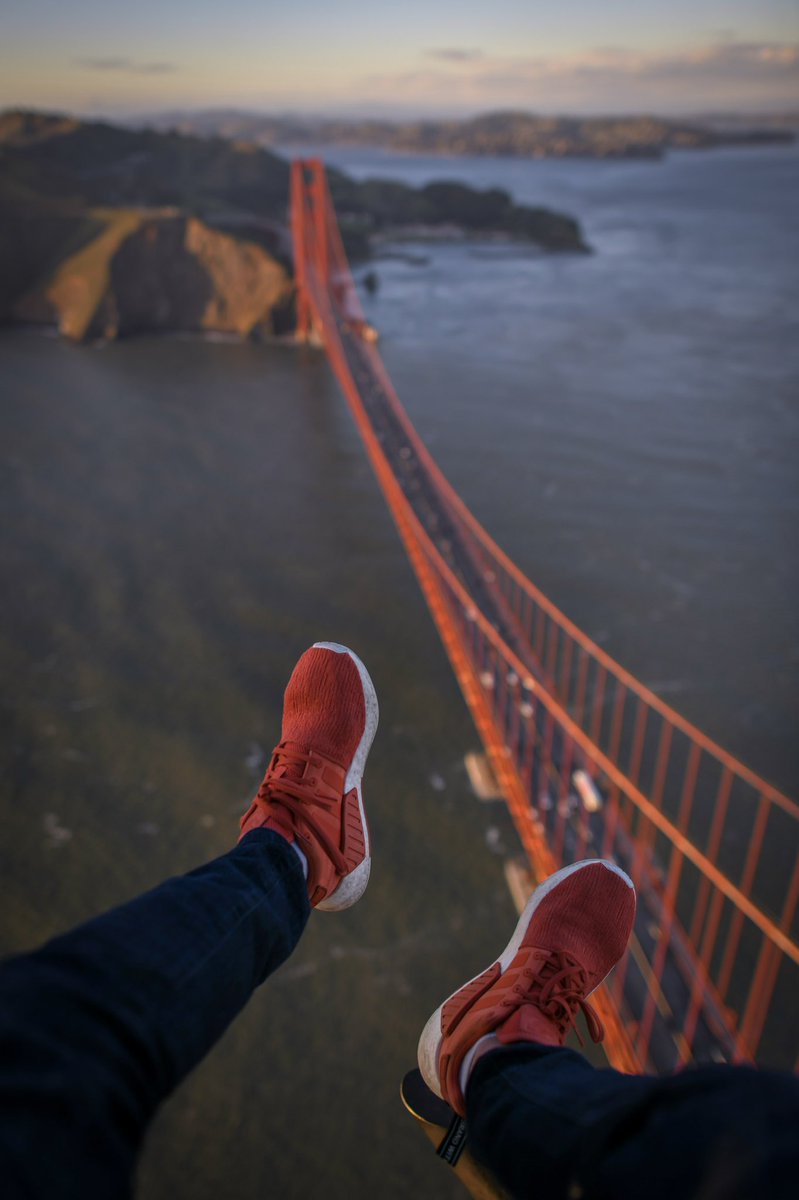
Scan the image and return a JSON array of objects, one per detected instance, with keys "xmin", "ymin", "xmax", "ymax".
[
  {"xmin": 418, "ymin": 859, "xmax": 636, "ymax": 1114},
  {"xmin": 239, "ymin": 642, "xmax": 378, "ymax": 910}
]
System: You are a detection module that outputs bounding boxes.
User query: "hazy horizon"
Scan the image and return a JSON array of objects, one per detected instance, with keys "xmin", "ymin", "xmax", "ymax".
[{"xmin": 7, "ymin": 101, "xmax": 799, "ymax": 129}]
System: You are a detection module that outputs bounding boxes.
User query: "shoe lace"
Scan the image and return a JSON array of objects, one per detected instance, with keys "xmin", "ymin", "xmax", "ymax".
[
  {"xmin": 255, "ymin": 743, "xmax": 349, "ymax": 875},
  {"xmin": 506, "ymin": 948, "xmax": 605, "ymax": 1046}
]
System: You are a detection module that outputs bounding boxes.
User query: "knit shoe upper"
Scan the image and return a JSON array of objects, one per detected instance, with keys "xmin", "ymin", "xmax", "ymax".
[
  {"xmin": 418, "ymin": 859, "xmax": 636, "ymax": 1114},
  {"xmin": 239, "ymin": 643, "xmax": 378, "ymax": 910}
]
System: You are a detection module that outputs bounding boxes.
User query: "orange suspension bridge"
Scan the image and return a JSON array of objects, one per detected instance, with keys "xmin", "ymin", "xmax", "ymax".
[{"xmin": 289, "ymin": 158, "xmax": 799, "ymax": 1076}]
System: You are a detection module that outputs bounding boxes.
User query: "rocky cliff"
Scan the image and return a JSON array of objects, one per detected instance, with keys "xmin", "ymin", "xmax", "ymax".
[{"xmin": 13, "ymin": 211, "xmax": 294, "ymax": 341}]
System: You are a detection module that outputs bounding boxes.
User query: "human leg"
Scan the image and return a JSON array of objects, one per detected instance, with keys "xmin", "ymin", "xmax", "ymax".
[
  {"xmin": 466, "ymin": 1043, "xmax": 799, "ymax": 1200},
  {"xmin": 0, "ymin": 641, "xmax": 378, "ymax": 1198},
  {"xmin": 417, "ymin": 859, "xmax": 799, "ymax": 1200},
  {"xmin": 0, "ymin": 830, "xmax": 307, "ymax": 1199}
]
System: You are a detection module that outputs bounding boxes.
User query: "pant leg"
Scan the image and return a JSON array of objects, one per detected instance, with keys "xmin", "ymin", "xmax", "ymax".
[
  {"xmin": 0, "ymin": 828, "xmax": 309, "ymax": 1200},
  {"xmin": 466, "ymin": 1044, "xmax": 799, "ymax": 1200}
]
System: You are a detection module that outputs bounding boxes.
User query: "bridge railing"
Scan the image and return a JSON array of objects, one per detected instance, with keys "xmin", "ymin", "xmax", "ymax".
[
  {"xmin": 411, "ymin": 519, "xmax": 799, "ymax": 1070},
  {"xmin": 381, "ymin": 374, "xmax": 799, "ymax": 1068},
  {"xmin": 291, "ymin": 158, "xmax": 799, "ymax": 1074}
]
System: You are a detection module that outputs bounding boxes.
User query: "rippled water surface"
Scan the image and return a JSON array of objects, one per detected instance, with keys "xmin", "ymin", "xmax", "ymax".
[
  {"xmin": 1, "ymin": 144, "xmax": 797, "ymax": 1199},
  {"xmin": 298, "ymin": 142, "xmax": 799, "ymax": 792}
]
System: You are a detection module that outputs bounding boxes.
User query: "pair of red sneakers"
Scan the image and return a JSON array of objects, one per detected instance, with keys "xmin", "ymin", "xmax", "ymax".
[{"xmin": 242, "ymin": 643, "xmax": 636, "ymax": 1114}]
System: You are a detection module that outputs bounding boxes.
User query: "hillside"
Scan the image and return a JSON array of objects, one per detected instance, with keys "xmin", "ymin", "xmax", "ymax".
[{"xmin": 0, "ymin": 110, "xmax": 588, "ymax": 341}]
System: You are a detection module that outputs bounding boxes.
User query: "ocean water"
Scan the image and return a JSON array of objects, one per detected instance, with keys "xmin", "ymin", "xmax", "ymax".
[
  {"xmin": 1, "ymin": 143, "xmax": 797, "ymax": 1198},
  {"xmin": 285, "ymin": 141, "xmax": 799, "ymax": 794}
]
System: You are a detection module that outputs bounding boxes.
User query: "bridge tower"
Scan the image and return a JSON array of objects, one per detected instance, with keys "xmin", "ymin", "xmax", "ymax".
[{"xmin": 290, "ymin": 159, "xmax": 330, "ymax": 342}]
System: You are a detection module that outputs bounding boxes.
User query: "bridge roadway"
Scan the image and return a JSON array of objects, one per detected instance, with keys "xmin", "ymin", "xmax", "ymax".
[{"xmin": 331, "ymin": 314, "xmax": 734, "ymax": 1071}]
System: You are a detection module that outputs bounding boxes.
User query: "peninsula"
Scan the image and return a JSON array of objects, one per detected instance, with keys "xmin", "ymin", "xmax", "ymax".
[{"xmin": 0, "ymin": 110, "xmax": 588, "ymax": 343}]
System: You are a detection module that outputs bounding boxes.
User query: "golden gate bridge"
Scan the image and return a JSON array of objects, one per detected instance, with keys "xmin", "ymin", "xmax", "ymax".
[{"xmin": 290, "ymin": 158, "xmax": 799, "ymax": 1076}]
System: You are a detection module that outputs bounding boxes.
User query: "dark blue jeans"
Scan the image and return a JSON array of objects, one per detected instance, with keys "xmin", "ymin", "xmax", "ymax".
[
  {"xmin": 467, "ymin": 1044, "xmax": 799, "ymax": 1199},
  {"xmin": 1, "ymin": 832, "xmax": 797, "ymax": 1200},
  {"xmin": 0, "ymin": 830, "xmax": 309, "ymax": 1199}
]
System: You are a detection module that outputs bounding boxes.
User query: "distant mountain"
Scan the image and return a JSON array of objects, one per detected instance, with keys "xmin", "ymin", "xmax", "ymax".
[
  {"xmin": 0, "ymin": 110, "xmax": 588, "ymax": 341},
  {"xmin": 138, "ymin": 108, "xmax": 797, "ymax": 159}
]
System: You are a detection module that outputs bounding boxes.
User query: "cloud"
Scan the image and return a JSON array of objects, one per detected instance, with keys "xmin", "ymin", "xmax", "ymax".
[
  {"xmin": 358, "ymin": 41, "xmax": 799, "ymax": 115},
  {"xmin": 635, "ymin": 41, "xmax": 799, "ymax": 77},
  {"xmin": 75, "ymin": 57, "xmax": 177, "ymax": 75},
  {"xmin": 426, "ymin": 48, "xmax": 484, "ymax": 63},
  {"xmin": 481, "ymin": 41, "xmax": 799, "ymax": 83}
]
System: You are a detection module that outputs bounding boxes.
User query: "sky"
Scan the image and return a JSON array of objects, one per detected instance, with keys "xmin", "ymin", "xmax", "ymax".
[{"xmin": 2, "ymin": 0, "xmax": 797, "ymax": 119}]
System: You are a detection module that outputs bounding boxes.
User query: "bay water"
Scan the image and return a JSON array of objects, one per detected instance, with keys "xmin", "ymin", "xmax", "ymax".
[{"xmin": 1, "ymin": 142, "xmax": 796, "ymax": 1198}]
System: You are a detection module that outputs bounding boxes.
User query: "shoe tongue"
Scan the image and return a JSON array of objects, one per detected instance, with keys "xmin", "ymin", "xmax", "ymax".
[{"xmin": 496, "ymin": 1003, "xmax": 562, "ymax": 1048}]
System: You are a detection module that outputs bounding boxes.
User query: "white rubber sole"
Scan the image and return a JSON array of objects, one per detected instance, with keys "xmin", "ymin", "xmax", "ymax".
[
  {"xmin": 417, "ymin": 859, "xmax": 634, "ymax": 1097},
  {"xmin": 311, "ymin": 642, "xmax": 379, "ymax": 912}
]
